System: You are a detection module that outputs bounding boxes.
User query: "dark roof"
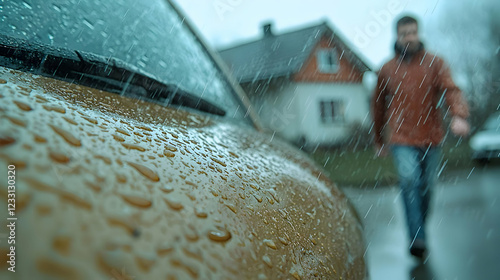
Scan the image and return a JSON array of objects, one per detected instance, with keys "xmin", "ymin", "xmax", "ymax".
[{"xmin": 218, "ymin": 21, "xmax": 372, "ymax": 83}]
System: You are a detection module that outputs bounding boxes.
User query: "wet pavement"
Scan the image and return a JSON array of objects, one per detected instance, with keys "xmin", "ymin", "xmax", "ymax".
[{"xmin": 343, "ymin": 163, "xmax": 500, "ymax": 280}]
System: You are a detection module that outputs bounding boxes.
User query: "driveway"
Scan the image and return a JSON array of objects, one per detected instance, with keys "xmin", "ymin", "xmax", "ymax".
[{"xmin": 343, "ymin": 163, "xmax": 500, "ymax": 280}]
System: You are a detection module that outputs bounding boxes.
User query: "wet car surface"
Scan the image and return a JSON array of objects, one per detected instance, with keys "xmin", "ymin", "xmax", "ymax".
[{"xmin": 0, "ymin": 1, "xmax": 366, "ymax": 279}]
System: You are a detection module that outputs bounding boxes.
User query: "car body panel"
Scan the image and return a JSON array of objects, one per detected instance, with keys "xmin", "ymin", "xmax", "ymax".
[
  {"xmin": 0, "ymin": 67, "xmax": 365, "ymax": 279},
  {"xmin": 470, "ymin": 113, "xmax": 500, "ymax": 161}
]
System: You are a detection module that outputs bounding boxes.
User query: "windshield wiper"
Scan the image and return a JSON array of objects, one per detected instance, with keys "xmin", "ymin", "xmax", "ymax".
[{"xmin": 0, "ymin": 34, "xmax": 225, "ymax": 116}]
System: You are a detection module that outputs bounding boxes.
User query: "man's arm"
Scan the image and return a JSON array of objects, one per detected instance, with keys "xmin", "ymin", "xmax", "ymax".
[
  {"xmin": 371, "ymin": 69, "xmax": 389, "ymax": 155},
  {"xmin": 435, "ymin": 58, "xmax": 470, "ymax": 136}
]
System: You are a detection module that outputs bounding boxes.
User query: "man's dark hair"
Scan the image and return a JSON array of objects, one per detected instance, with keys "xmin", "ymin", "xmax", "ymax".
[{"xmin": 396, "ymin": 15, "xmax": 418, "ymax": 32}]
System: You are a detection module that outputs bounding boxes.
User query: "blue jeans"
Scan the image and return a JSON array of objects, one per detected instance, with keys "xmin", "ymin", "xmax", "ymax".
[{"xmin": 391, "ymin": 145, "xmax": 441, "ymax": 247}]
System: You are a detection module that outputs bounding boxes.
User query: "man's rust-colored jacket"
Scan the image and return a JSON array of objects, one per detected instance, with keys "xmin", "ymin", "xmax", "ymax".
[{"xmin": 371, "ymin": 44, "xmax": 469, "ymax": 147}]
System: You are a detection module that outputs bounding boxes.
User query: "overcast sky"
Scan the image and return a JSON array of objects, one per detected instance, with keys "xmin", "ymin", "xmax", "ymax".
[{"xmin": 172, "ymin": 0, "xmax": 451, "ymax": 70}]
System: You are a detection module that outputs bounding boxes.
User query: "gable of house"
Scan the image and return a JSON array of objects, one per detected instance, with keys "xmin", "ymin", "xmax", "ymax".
[
  {"xmin": 218, "ymin": 21, "xmax": 371, "ymax": 85},
  {"xmin": 293, "ymin": 35, "xmax": 365, "ymax": 83}
]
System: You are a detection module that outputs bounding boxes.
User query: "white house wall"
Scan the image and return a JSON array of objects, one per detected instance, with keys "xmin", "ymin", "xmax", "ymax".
[
  {"xmin": 252, "ymin": 84, "xmax": 302, "ymax": 142},
  {"xmin": 269, "ymin": 83, "xmax": 371, "ymax": 145}
]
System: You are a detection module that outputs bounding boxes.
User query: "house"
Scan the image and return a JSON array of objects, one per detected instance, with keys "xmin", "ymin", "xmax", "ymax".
[{"xmin": 218, "ymin": 20, "xmax": 373, "ymax": 148}]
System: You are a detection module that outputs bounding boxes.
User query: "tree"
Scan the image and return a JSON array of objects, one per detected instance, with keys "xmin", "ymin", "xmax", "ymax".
[{"xmin": 427, "ymin": 0, "xmax": 500, "ymax": 129}]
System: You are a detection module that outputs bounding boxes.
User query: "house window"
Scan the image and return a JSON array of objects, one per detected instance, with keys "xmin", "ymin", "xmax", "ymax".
[
  {"xmin": 317, "ymin": 48, "xmax": 339, "ymax": 73},
  {"xmin": 319, "ymin": 100, "xmax": 344, "ymax": 123}
]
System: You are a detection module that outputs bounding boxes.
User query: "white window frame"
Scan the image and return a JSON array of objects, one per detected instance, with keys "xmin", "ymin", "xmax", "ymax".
[
  {"xmin": 319, "ymin": 100, "xmax": 344, "ymax": 123},
  {"xmin": 316, "ymin": 48, "xmax": 339, "ymax": 73}
]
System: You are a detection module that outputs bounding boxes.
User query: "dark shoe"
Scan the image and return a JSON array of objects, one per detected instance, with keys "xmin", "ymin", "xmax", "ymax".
[
  {"xmin": 410, "ymin": 246, "xmax": 427, "ymax": 259},
  {"xmin": 410, "ymin": 240, "xmax": 427, "ymax": 260}
]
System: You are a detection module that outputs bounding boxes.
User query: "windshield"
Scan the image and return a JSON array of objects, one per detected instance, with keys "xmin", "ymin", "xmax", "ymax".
[{"xmin": 0, "ymin": 0, "xmax": 246, "ymax": 120}]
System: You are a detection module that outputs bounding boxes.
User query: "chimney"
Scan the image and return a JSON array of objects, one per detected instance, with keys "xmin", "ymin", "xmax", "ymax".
[{"xmin": 262, "ymin": 22, "xmax": 273, "ymax": 37}]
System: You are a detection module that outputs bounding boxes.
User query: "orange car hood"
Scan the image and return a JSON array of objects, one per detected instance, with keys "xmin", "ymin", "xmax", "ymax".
[{"xmin": 0, "ymin": 67, "xmax": 365, "ymax": 279}]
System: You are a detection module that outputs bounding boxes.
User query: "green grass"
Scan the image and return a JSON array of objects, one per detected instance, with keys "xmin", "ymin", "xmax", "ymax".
[{"xmin": 309, "ymin": 139, "xmax": 478, "ymax": 188}]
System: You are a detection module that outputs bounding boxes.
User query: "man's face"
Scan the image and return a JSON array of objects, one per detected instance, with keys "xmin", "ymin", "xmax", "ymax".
[{"xmin": 397, "ymin": 23, "xmax": 420, "ymax": 52}]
